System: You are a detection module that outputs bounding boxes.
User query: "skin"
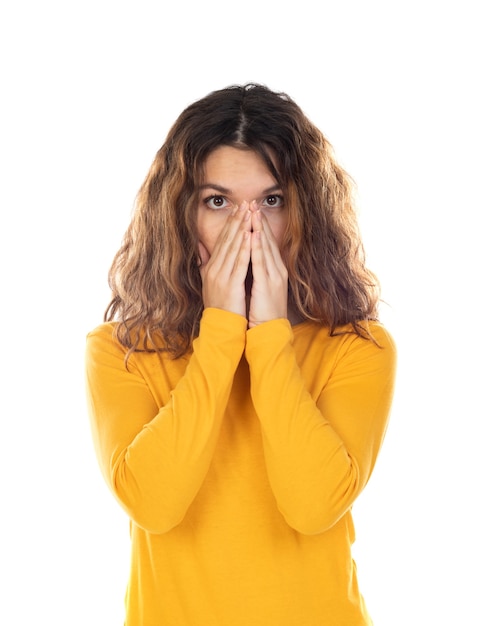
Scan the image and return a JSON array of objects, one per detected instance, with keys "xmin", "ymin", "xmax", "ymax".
[{"xmin": 196, "ymin": 146, "xmax": 291, "ymax": 328}]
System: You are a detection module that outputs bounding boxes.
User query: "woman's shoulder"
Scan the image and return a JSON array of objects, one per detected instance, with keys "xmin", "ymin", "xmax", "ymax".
[
  {"xmin": 295, "ymin": 318, "xmax": 394, "ymax": 343},
  {"xmin": 361, "ymin": 319, "xmax": 396, "ymax": 350},
  {"xmin": 293, "ymin": 319, "xmax": 397, "ymax": 369},
  {"xmin": 87, "ymin": 321, "xmax": 117, "ymax": 338},
  {"xmin": 86, "ymin": 322, "xmax": 125, "ymax": 358}
]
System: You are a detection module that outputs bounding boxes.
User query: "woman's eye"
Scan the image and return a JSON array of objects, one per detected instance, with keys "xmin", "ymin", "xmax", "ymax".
[
  {"xmin": 263, "ymin": 194, "xmax": 284, "ymax": 208},
  {"xmin": 204, "ymin": 195, "xmax": 229, "ymax": 210}
]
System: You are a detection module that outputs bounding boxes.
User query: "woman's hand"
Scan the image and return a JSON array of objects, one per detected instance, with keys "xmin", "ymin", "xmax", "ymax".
[
  {"xmin": 248, "ymin": 203, "xmax": 288, "ymax": 328},
  {"xmin": 198, "ymin": 201, "xmax": 252, "ymax": 318}
]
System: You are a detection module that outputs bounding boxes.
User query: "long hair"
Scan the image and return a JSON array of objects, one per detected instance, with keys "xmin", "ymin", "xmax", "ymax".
[{"xmin": 105, "ymin": 83, "xmax": 380, "ymax": 358}]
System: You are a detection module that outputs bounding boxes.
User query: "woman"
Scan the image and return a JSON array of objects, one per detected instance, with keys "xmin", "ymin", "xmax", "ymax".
[{"xmin": 86, "ymin": 83, "xmax": 397, "ymax": 625}]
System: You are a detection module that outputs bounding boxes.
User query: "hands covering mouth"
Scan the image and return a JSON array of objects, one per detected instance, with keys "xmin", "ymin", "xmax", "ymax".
[{"xmin": 198, "ymin": 200, "xmax": 288, "ymax": 328}]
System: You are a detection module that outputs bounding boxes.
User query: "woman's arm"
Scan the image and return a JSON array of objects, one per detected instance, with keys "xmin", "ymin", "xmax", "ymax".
[
  {"xmin": 85, "ymin": 309, "xmax": 247, "ymax": 534},
  {"xmin": 245, "ymin": 319, "xmax": 397, "ymax": 535}
]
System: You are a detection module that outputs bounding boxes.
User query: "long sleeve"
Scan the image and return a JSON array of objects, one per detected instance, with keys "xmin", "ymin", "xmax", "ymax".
[
  {"xmin": 245, "ymin": 319, "xmax": 397, "ymax": 535},
  {"xmin": 85, "ymin": 308, "xmax": 247, "ymax": 534}
]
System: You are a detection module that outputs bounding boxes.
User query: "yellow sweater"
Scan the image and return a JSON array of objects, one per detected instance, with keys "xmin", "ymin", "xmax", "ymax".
[{"xmin": 85, "ymin": 308, "xmax": 396, "ymax": 626}]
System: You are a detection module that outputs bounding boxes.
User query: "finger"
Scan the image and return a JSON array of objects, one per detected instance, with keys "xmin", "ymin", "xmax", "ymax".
[
  {"xmin": 208, "ymin": 201, "xmax": 251, "ymax": 269},
  {"xmin": 251, "ymin": 209, "xmax": 284, "ymax": 274},
  {"xmin": 250, "ymin": 225, "xmax": 265, "ymax": 271},
  {"xmin": 233, "ymin": 230, "xmax": 253, "ymax": 278},
  {"xmin": 197, "ymin": 241, "xmax": 210, "ymax": 268},
  {"xmin": 259, "ymin": 211, "xmax": 285, "ymax": 265}
]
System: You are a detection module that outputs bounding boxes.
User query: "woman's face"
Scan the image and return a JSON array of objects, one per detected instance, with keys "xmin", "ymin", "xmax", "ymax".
[{"xmin": 196, "ymin": 146, "xmax": 288, "ymax": 258}]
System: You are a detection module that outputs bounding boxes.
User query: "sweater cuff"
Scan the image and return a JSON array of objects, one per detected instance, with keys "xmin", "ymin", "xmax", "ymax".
[
  {"xmin": 194, "ymin": 308, "xmax": 248, "ymax": 360},
  {"xmin": 200, "ymin": 307, "xmax": 248, "ymax": 334},
  {"xmin": 245, "ymin": 318, "xmax": 293, "ymax": 360}
]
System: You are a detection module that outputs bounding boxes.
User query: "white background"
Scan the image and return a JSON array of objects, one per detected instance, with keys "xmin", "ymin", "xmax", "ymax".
[{"xmin": 1, "ymin": 1, "xmax": 490, "ymax": 624}]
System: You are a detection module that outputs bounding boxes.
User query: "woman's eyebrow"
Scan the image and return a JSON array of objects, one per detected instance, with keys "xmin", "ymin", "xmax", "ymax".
[
  {"xmin": 198, "ymin": 183, "xmax": 231, "ymax": 194},
  {"xmin": 198, "ymin": 184, "xmax": 282, "ymax": 194},
  {"xmin": 262, "ymin": 185, "xmax": 283, "ymax": 194}
]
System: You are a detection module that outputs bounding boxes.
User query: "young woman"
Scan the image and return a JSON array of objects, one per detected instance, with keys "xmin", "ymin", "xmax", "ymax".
[{"xmin": 86, "ymin": 83, "xmax": 397, "ymax": 625}]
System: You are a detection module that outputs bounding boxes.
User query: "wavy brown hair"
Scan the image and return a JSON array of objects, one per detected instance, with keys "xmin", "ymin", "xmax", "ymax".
[{"xmin": 105, "ymin": 83, "xmax": 380, "ymax": 358}]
